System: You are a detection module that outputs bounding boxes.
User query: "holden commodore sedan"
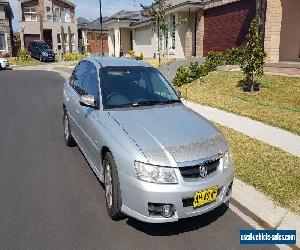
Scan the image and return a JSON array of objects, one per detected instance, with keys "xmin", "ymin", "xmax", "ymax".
[{"xmin": 63, "ymin": 57, "xmax": 234, "ymax": 223}]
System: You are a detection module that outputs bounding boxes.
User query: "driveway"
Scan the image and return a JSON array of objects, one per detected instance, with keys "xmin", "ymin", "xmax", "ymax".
[
  {"xmin": 0, "ymin": 70, "xmax": 274, "ymax": 249},
  {"xmin": 160, "ymin": 58, "xmax": 205, "ymax": 82}
]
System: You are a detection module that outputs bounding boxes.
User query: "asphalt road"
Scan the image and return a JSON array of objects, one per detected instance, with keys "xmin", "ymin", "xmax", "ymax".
[{"xmin": 0, "ymin": 70, "xmax": 274, "ymax": 250}]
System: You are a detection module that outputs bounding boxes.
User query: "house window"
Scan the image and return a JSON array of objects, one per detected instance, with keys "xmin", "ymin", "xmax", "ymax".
[
  {"xmin": 171, "ymin": 15, "xmax": 176, "ymax": 50},
  {"xmin": 60, "ymin": 8, "xmax": 66, "ymax": 22},
  {"xmin": 46, "ymin": 6, "xmax": 51, "ymax": 12},
  {"xmin": 64, "ymin": 34, "xmax": 69, "ymax": 51},
  {"xmin": 57, "ymin": 34, "xmax": 62, "ymax": 50},
  {"xmin": 25, "ymin": 15, "xmax": 37, "ymax": 21},
  {"xmin": 47, "ymin": 15, "xmax": 52, "ymax": 21},
  {"xmin": 71, "ymin": 33, "xmax": 75, "ymax": 51},
  {"xmin": 0, "ymin": 33, "xmax": 7, "ymax": 51},
  {"xmin": 54, "ymin": 7, "xmax": 60, "ymax": 22},
  {"xmin": 23, "ymin": 7, "xmax": 36, "ymax": 13},
  {"xmin": 164, "ymin": 30, "xmax": 168, "ymax": 50}
]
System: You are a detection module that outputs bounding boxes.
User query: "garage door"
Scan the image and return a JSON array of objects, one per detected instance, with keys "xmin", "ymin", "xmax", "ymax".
[
  {"xmin": 24, "ymin": 34, "xmax": 40, "ymax": 49},
  {"xmin": 203, "ymin": 0, "xmax": 256, "ymax": 56}
]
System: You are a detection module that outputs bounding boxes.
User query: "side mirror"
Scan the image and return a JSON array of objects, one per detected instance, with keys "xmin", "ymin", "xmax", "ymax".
[{"xmin": 80, "ymin": 95, "xmax": 98, "ymax": 109}]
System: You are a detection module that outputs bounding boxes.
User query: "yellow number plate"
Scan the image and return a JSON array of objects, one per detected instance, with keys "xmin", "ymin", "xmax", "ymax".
[{"xmin": 193, "ymin": 187, "xmax": 218, "ymax": 208}]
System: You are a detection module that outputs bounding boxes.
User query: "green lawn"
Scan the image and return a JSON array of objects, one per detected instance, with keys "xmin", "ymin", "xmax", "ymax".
[
  {"xmin": 176, "ymin": 71, "xmax": 300, "ymax": 135},
  {"xmin": 216, "ymin": 124, "xmax": 300, "ymax": 214}
]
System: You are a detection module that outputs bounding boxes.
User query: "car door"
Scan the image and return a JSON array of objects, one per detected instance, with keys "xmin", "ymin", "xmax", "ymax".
[
  {"xmin": 77, "ymin": 62, "xmax": 101, "ymax": 170},
  {"xmin": 64, "ymin": 61, "xmax": 88, "ymax": 144}
]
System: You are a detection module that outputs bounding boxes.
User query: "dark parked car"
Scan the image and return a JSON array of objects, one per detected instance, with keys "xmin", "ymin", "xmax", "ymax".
[{"xmin": 29, "ymin": 41, "xmax": 55, "ymax": 62}]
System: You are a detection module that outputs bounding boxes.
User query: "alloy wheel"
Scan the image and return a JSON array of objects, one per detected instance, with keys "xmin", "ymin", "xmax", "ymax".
[
  {"xmin": 105, "ymin": 162, "xmax": 113, "ymax": 208},
  {"xmin": 64, "ymin": 114, "xmax": 69, "ymax": 141}
]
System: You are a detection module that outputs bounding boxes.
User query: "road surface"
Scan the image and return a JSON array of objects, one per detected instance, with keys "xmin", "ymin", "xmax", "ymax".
[{"xmin": 0, "ymin": 70, "xmax": 274, "ymax": 249}]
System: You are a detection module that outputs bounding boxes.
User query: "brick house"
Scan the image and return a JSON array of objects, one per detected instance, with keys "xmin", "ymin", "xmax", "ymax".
[
  {"xmin": 19, "ymin": 0, "xmax": 78, "ymax": 53},
  {"xmin": 0, "ymin": 0, "xmax": 14, "ymax": 56},
  {"xmin": 77, "ymin": 17, "xmax": 109, "ymax": 55},
  {"xmin": 106, "ymin": 0, "xmax": 300, "ymax": 63}
]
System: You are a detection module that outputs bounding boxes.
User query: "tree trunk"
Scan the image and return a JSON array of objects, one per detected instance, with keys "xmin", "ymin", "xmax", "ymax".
[
  {"xmin": 157, "ymin": 20, "xmax": 161, "ymax": 67},
  {"xmin": 38, "ymin": 0, "xmax": 44, "ymax": 41},
  {"xmin": 251, "ymin": 73, "xmax": 254, "ymax": 92}
]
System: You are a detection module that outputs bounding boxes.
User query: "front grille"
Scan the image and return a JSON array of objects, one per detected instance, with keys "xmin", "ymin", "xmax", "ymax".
[
  {"xmin": 182, "ymin": 188, "xmax": 222, "ymax": 207},
  {"xmin": 179, "ymin": 158, "xmax": 220, "ymax": 179}
]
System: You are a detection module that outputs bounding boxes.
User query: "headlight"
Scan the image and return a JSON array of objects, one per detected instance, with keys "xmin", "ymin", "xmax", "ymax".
[
  {"xmin": 223, "ymin": 151, "xmax": 232, "ymax": 170},
  {"xmin": 42, "ymin": 52, "xmax": 48, "ymax": 56},
  {"xmin": 134, "ymin": 161, "xmax": 178, "ymax": 184}
]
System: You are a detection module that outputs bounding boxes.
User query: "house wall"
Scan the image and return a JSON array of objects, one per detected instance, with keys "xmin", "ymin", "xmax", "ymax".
[
  {"xmin": 203, "ymin": 0, "xmax": 256, "ymax": 55},
  {"xmin": 108, "ymin": 29, "xmax": 114, "ymax": 56},
  {"xmin": 195, "ymin": 10, "xmax": 204, "ymax": 57},
  {"xmin": 133, "ymin": 24, "xmax": 158, "ymax": 58},
  {"xmin": 19, "ymin": 0, "xmax": 78, "ymax": 53},
  {"xmin": 86, "ymin": 31, "xmax": 108, "ymax": 55},
  {"xmin": 0, "ymin": 6, "xmax": 5, "ymax": 19},
  {"xmin": 120, "ymin": 28, "xmax": 131, "ymax": 55},
  {"xmin": 279, "ymin": 0, "xmax": 300, "ymax": 61},
  {"xmin": 0, "ymin": 5, "xmax": 13, "ymax": 55},
  {"xmin": 176, "ymin": 12, "xmax": 189, "ymax": 58},
  {"xmin": 264, "ymin": 0, "xmax": 282, "ymax": 63}
]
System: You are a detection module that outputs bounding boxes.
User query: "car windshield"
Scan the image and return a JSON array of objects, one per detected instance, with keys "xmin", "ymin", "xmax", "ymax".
[
  {"xmin": 38, "ymin": 43, "xmax": 50, "ymax": 50},
  {"xmin": 100, "ymin": 66, "xmax": 180, "ymax": 109}
]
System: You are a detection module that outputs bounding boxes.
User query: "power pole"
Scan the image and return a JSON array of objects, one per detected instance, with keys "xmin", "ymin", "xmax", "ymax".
[{"xmin": 99, "ymin": 0, "xmax": 104, "ymax": 56}]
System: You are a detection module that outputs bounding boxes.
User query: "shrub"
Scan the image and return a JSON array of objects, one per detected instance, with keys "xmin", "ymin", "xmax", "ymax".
[
  {"xmin": 241, "ymin": 19, "xmax": 267, "ymax": 92},
  {"xmin": 128, "ymin": 49, "xmax": 135, "ymax": 58},
  {"xmin": 63, "ymin": 53, "xmax": 83, "ymax": 61},
  {"xmin": 188, "ymin": 61, "xmax": 208, "ymax": 80},
  {"xmin": 225, "ymin": 47, "xmax": 244, "ymax": 65},
  {"xmin": 17, "ymin": 49, "xmax": 30, "ymax": 62},
  {"xmin": 205, "ymin": 51, "xmax": 224, "ymax": 71},
  {"xmin": 173, "ymin": 65, "xmax": 193, "ymax": 87},
  {"xmin": 136, "ymin": 52, "xmax": 144, "ymax": 60}
]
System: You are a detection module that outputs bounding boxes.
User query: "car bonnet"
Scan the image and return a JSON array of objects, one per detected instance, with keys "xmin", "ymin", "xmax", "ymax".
[{"xmin": 108, "ymin": 104, "xmax": 228, "ymax": 167}]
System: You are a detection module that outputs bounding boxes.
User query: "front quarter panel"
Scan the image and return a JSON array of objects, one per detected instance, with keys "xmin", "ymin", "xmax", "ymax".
[{"xmin": 94, "ymin": 111, "xmax": 148, "ymax": 178}]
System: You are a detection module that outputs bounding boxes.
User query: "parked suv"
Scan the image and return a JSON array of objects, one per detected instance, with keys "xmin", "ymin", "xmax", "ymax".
[
  {"xmin": 63, "ymin": 57, "xmax": 234, "ymax": 223},
  {"xmin": 29, "ymin": 41, "xmax": 55, "ymax": 62}
]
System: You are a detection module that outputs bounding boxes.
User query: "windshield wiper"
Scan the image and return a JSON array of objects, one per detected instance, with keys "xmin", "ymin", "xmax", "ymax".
[
  {"xmin": 161, "ymin": 99, "xmax": 181, "ymax": 104},
  {"xmin": 132, "ymin": 100, "xmax": 161, "ymax": 107}
]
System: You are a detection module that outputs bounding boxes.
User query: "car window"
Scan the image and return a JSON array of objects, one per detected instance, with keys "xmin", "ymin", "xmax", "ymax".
[
  {"xmin": 37, "ymin": 43, "xmax": 50, "ymax": 50},
  {"xmin": 100, "ymin": 66, "xmax": 179, "ymax": 109},
  {"xmin": 83, "ymin": 62, "xmax": 99, "ymax": 99},
  {"xmin": 73, "ymin": 61, "xmax": 88, "ymax": 96},
  {"xmin": 150, "ymin": 72, "xmax": 173, "ymax": 98}
]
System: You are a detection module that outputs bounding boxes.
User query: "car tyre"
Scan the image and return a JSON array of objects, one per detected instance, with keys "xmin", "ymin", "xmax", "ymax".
[
  {"xmin": 0, "ymin": 64, "xmax": 2, "ymax": 70},
  {"xmin": 104, "ymin": 152, "xmax": 122, "ymax": 220},
  {"xmin": 63, "ymin": 112, "xmax": 76, "ymax": 147}
]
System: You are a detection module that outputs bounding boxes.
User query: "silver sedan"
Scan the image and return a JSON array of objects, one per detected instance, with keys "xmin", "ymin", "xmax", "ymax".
[{"xmin": 63, "ymin": 57, "xmax": 234, "ymax": 223}]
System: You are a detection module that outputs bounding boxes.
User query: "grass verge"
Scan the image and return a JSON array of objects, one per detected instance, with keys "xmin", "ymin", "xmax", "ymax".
[
  {"xmin": 176, "ymin": 71, "xmax": 300, "ymax": 135},
  {"xmin": 216, "ymin": 124, "xmax": 300, "ymax": 214},
  {"xmin": 8, "ymin": 57, "xmax": 42, "ymax": 67}
]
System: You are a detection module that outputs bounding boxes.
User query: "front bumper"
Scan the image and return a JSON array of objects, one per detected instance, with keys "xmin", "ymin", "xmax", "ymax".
[
  {"xmin": 119, "ymin": 164, "xmax": 234, "ymax": 223},
  {"xmin": 42, "ymin": 56, "xmax": 55, "ymax": 61}
]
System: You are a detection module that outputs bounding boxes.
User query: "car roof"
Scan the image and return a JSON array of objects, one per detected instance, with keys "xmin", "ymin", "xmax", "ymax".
[{"xmin": 87, "ymin": 56, "xmax": 152, "ymax": 68}]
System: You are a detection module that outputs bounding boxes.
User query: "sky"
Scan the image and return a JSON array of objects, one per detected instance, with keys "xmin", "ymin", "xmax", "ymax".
[{"xmin": 10, "ymin": 0, "xmax": 153, "ymax": 31}]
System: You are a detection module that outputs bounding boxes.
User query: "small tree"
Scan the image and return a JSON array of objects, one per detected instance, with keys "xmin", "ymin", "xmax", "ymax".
[
  {"xmin": 141, "ymin": 0, "xmax": 185, "ymax": 67},
  {"xmin": 241, "ymin": 19, "xmax": 267, "ymax": 92}
]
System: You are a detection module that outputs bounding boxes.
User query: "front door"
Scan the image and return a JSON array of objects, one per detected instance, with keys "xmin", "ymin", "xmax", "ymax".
[
  {"xmin": 43, "ymin": 29, "xmax": 53, "ymax": 48},
  {"xmin": 66, "ymin": 61, "xmax": 88, "ymax": 143},
  {"xmin": 77, "ymin": 62, "xmax": 101, "ymax": 170}
]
